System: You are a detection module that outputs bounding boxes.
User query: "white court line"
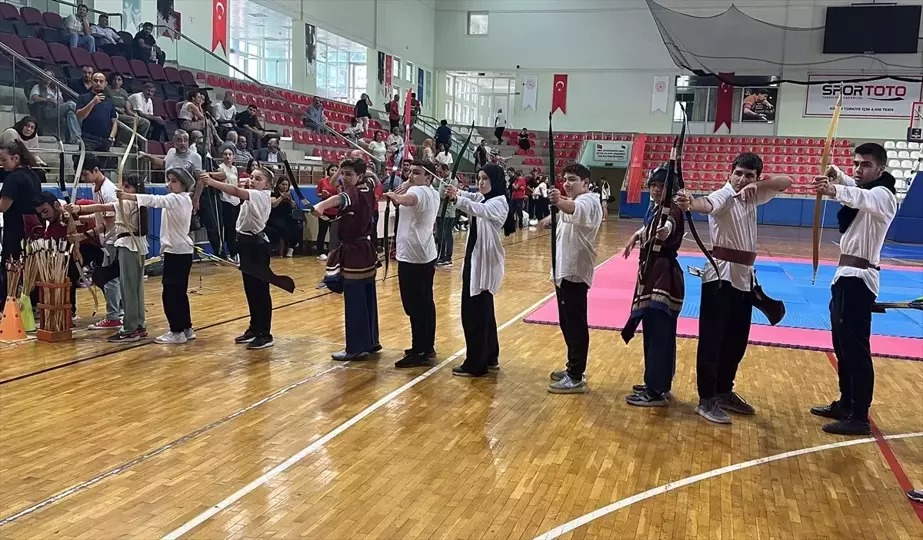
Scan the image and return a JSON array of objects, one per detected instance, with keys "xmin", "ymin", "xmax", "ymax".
[
  {"xmin": 533, "ymin": 431, "xmax": 923, "ymax": 540},
  {"xmin": 162, "ymin": 290, "xmax": 558, "ymax": 539}
]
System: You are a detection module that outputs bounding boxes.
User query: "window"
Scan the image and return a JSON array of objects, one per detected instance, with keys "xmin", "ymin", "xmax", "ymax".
[
  {"xmin": 314, "ymin": 28, "xmax": 368, "ymax": 103},
  {"xmin": 467, "ymin": 12, "xmax": 488, "ymax": 35},
  {"xmin": 405, "ymin": 62, "xmax": 414, "ymax": 83},
  {"xmin": 392, "ymin": 56, "xmax": 401, "ymax": 80}
]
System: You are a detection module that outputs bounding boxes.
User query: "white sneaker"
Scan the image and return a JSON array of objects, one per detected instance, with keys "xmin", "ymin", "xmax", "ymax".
[
  {"xmin": 529, "ymin": 219, "xmax": 538, "ymax": 226},
  {"xmin": 154, "ymin": 331, "xmax": 188, "ymax": 344},
  {"xmin": 183, "ymin": 328, "xmax": 197, "ymax": 340},
  {"xmin": 285, "ymin": 248, "xmax": 294, "ymax": 258},
  {"xmin": 318, "ymin": 254, "xmax": 328, "ymax": 261}
]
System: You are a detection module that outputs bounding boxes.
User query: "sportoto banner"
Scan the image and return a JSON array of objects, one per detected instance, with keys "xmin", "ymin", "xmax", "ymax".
[{"xmin": 804, "ymin": 75, "xmax": 922, "ymax": 118}]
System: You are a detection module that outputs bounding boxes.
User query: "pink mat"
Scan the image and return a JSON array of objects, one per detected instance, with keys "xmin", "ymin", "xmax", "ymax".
[{"xmin": 524, "ymin": 253, "xmax": 922, "ymax": 361}]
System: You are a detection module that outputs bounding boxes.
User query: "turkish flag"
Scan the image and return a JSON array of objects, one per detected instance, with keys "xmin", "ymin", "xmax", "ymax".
[
  {"xmin": 713, "ymin": 72, "xmax": 734, "ymax": 133},
  {"xmin": 626, "ymin": 133, "xmax": 647, "ymax": 204},
  {"xmin": 551, "ymin": 74, "xmax": 568, "ymax": 115},
  {"xmin": 212, "ymin": 0, "xmax": 227, "ymax": 54}
]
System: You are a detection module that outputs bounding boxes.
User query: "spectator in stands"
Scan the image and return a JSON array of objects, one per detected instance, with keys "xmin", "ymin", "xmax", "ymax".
[
  {"xmin": 518, "ymin": 128, "xmax": 531, "ymax": 152},
  {"xmin": 386, "ymin": 126, "xmax": 403, "ymax": 159},
  {"xmin": 510, "ymin": 171, "xmax": 527, "ymax": 229},
  {"xmin": 70, "ymin": 65, "xmax": 95, "ymax": 96},
  {"xmin": 354, "ymin": 93, "xmax": 372, "ymax": 133},
  {"xmin": 302, "ymin": 97, "xmax": 326, "ymax": 133},
  {"xmin": 474, "ymin": 139, "xmax": 488, "ymax": 169},
  {"xmin": 218, "ymin": 130, "xmax": 237, "ymax": 155},
  {"xmin": 410, "ymin": 93, "xmax": 421, "ymax": 126},
  {"xmin": 132, "ymin": 22, "xmax": 165, "ymax": 65},
  {"xmin": 139, "ymin": 129, "xmax": 202, "ymax": 174},
  {"xmin": 0, "ymin": 141, "xmax": 41, "ymax": 303},
  {"xmin": 368, "ymin": 131, "xmax": 386, "ymax": 165},
  {"xmin": 2, "ymin": 117, "xmax": 46, "ymax": 166},
  {"xmin": 388, "ymin": 94, "xmax": 401, "ymax": 132},
  {"xmin": 234, "ymin": 134, "xmax": 253, "ymax": 162},
  {"xmin": 178, "ymin": 91, "xmax": 208, "ymax": 134},
  {"xmin": 255, "ymin": 137, "xmax": 287, "ymax": 164},
  {"xmin": 127, "ymin": 83, "xmax": 166, "ymax": 141},
  {"xmin": 91, "ymin": 14, "xmax": 124, "ymax": 56},
  {"xmin": 29, "ymin": 71, "xmax": 80, "ymax": 144},
  {"xmin": 343, "ymin": 117, "xmax": 363, "ymax": 141},
  {"xmin": 419, "ymin": 138, "xmax": 435, "ymax": 161},
  {"xmin": 75, "ymin": 72, "xmax": 117, "ymax": 155},
  {"xmin": 435, "ymin": 143, "xmax": 453, "ymax": 167},
  {"xmin": 106, "ymin": 73, "xmax": 150, "ymax": 145},
  {"xmin": 267, "ymin": 176, "xmax": 303, "ymax": 258},
  {"xmin": 435, "ymin": 120, "xmax": 452, "ymax": 150},
  {"xmin": 236, "ymin": 104, "xmax": 269, "ymax": 150},
  {"xmin": 212, "ymin": 92, "xmax": 238, "ymax": 138},
  {"xmin": 494, "ymin": 109, "xmax": 507, "ymax": 145},
  {"xmin": 65, "ymin": 4, "xmax": 96, "ymax": 53}
]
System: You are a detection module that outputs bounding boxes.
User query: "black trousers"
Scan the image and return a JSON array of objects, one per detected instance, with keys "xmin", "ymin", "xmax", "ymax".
[
  {"xmin": 162, "ymin": 253, "xmax": 193, "ymax": 333},
  {"xmin": 221, "ymin": 200, "xmax": 240, "ymax": 257},
  {"xmin": 556, "ymin": 279, "xmax": 590, "ymax": 379},
  {"xmin": 316, "ymin": 219, "xmax": 331, "ymax": 255},
  {"xmin": 511, "ymin": 199, "xmax": 525, "ymax": 229},
  {"xmin": 240, "ymin": 242, "xmax": 272, "ymax": 337},
  {"xmin": 642, "ymin": 309, "xmax": 678, "ymax": 394},
  {"xmin": 494, "ymin": 126, "xmax": 505, "ymax": 144},
  {"xmin": 830, "ymin": 277, "xmax": 876, "ymax": 420},
  {"xmin": 460, "ymin": 269, "xmax": 498, "ymax": 375},
  {"xmin": 398, "ymin": 260, "xmax": 436, "ymax": 354},
  {"xmin": 696, "ymin": 280, "xmax": 752, "ymax": 400}
]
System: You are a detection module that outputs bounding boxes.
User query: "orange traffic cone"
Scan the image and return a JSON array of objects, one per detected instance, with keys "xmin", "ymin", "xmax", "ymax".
[{"xmin": 0, "ymin": 297, "xmax": 27, "ymax": 342}]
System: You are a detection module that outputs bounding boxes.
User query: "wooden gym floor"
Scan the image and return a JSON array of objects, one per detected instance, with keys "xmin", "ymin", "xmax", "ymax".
[{"xmin": 0, "ymin": 219, "xmax": 921, "ymax": 539}]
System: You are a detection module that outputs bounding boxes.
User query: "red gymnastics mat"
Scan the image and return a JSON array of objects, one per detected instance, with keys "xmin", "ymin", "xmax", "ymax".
[{"xmin": 524, "ymin": 253, "xmax": 923, "ymax": 360}]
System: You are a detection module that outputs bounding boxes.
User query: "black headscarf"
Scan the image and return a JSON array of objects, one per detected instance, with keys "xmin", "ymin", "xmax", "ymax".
[
  {"xmin": 836, "ymin": 171, "xmax": 896, "ymax": 233},
  {"xmin": 480, "ymin": 163, "xmax": 516, "ymax": 236}
]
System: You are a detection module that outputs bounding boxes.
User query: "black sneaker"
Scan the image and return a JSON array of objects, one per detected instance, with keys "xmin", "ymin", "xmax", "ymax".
[
  {"xmin": 107, "ymin": 329, "xmax": 142, "ymax": 343},
  {"xmin": 907, "ymin": 489, "xmax": 923, "ymax": 503},
  {"xmin": 235, "ymin": 330, "xmax": 256, "ymax": 344},
  {"xmin": 810, "ymin": 400, "xmax": 848, "ymax": 420},
  {"xmin": 247, "ymin": 335, "xmax": 274, "ymax": 350},
  {"xmin": 717, "ymin": 392, "xmax": 756, "ymax": 415},
  {"xmin": 822, "ymin": 416, "xmax": 871, "ymax": 436},
  {"xmin": 632, "ymin": 384, "xmax": 673, "ymax": 400},
  {"xmin": 626, "ymin": 389, "xmax": 667, "ymax": 407},
  {"xmin": 395, "ymin": 354, "xmax": 432, "ymax": 368},
  {"xmin": 404, "ymin": 348, "xmax": 436, "ymax": 359},
  {"xmin": 486, "ymin": 361, "xmax": 500, "ymax": 372},
  {"xmin": 452, "ymin": 365, "xmax": 485, "ymax": 377}
]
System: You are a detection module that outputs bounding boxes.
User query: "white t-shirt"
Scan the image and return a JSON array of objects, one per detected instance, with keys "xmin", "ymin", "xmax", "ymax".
[
  {"xmin": 135, "ymin": 192, "xmax": 194, "ymax": 255},
  {"xmin": 435, "ymin": 152, "xmax": 453, "ymax": 166},
  {"xmin": 368, "ymin": 140, "xmax": 386, "ymax": 161},
  {"xmin": 396, "ymin": 185, "xmax": 439, "ymax": 264},
  {"xmin": 127, "ymin": 92, "xmax": 153, "ymax": 116},
  {"xmin": 178, "ymin": 101, "xmax": 197, "ymax": 121},
  {"xmin": 93, "ymin": 178, "xmax": 118, "ymax": 245},
  {"xmin": 553, "ymin": 192, "xmax": 602, "ymax": 287},
  {"xmin": 237, "ymin": 189, "xmax": 271, "ymax": 234},
  {"xmin": 217, "ymin": 163, "xmax": 240, "ymax": 205},
  {"xmin": 495, "ymin": 113, "xmax": 507, "ymax": 128}
]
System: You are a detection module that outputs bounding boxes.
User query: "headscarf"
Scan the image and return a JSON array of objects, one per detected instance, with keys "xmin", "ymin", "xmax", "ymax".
[{"xmin": 480, "ymin": 163, "xmax": 516, "ymax": 236}]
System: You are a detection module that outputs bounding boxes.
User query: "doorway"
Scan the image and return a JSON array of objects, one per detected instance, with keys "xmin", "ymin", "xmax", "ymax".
[{"xmin": 590, "ymin": 166, "xmax": 626, "ymax": 218}]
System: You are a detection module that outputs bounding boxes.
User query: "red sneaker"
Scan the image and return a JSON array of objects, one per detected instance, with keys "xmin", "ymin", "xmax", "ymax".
[{"xmin": 88, "ymin": 318, "xmax": 122, "ymax": 330}]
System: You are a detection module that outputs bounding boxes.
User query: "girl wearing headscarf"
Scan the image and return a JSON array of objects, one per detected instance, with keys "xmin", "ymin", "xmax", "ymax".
[{"xmin": 445, "ymin": 163, "xmax": 515, "ymax": 377}]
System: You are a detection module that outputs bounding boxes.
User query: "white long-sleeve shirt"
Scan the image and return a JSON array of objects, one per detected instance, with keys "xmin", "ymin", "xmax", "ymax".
[
  {"xmin": 700, "ymin": 182, "xmax": 779, "ymax": 292},
  {"xmin": 135, "ymin": 193, "xmax": 194, "ymax": 255},
  {"xmin": 454, "ymin": 192, "xmax": 509, "ymax": 296},
  {"xmin": 829, "ymin": 172, "xmax": 897, "ymax": 296},
  {"xmin": 553, "ymin": 192, "xmax": 602, "ymax": 286}
]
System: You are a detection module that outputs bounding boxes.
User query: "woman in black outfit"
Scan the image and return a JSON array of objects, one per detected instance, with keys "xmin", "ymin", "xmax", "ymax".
[
  {"xmin": 266, "ymin": 176, "xmax": 303, "ymax": 257},
  {"xmin": 354, "ymin": 93, "xmax": 373, "ymax": 134},
  {"xmin": 518, "ymin": 129, "xmax": 531, "ymax": 152},
  {"xmin": 0, "ymin": 140, "xmax": 41, "ymax": 302}
]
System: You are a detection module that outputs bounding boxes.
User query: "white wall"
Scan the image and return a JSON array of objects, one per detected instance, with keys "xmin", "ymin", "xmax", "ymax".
[{"xmin": 434, "ymin": 0, "xmax": 923, "ymax": 138}]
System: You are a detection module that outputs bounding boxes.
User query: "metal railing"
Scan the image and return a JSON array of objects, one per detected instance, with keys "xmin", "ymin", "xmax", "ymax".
[{"xmin": 0, "ymin": 40, "xmax": 147, "ymax": 146}]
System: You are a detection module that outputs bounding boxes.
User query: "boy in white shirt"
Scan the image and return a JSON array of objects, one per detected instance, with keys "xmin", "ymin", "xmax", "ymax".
[
  {"xmin": 384, "ymin": 160, "xmax": 441, "ymax": 367},
  {"xmin": 810, "ymin": 143, "xmax": 897, "ymax": 436},
  {"xmin": 542, "ymin": 164, "xmax": 602, "ymax": 394}
]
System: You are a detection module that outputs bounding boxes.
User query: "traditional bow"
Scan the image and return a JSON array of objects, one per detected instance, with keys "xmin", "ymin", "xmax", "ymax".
[
  {"xmin": 437, "ymin": 121, "xmax": 476, "ymax": 260},
  {"xmin": 675, "ymin": 103, "xmax": 720, "ymax": 283},
  {"xmin": 67, "ymin": 139, "xmax": 99, "ymax": 317},
  {"xmin": 812, "ymin": 94, "xmax": 843, "ymax": 284},
  {"xmin": 283, "ymin": 159, "xmax": 313, "ymax": 212},
  {"xmin": 117, "ymin": 116, "xmax": 144, "ymax": 268},
  {"xmin": 548, "ymin": 111, "xmax": 558, "ymax": 279},
  {"xmin": 873, "ymin": 297, "xmax": 923, "ymax": 313}
]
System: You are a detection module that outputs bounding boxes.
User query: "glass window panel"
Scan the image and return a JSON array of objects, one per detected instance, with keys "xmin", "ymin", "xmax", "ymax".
[{"xmin": 467, "ymin": 12, "xmax": 488, "ymax": 35}]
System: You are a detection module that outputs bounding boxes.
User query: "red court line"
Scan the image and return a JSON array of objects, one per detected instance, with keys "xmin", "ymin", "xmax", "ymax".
[{"xmin": 823, "ymin": 351, "xmax": 923, "ymax": 523}]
